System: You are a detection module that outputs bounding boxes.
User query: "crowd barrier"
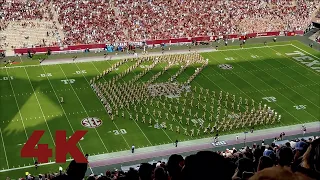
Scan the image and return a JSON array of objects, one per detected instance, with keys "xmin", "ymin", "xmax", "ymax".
[{"xmin": 12, "ymin": 30, "xmax": 304, "ymax": 55}]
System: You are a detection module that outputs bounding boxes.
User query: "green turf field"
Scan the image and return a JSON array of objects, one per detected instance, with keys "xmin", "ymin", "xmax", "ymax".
[{"xmin": 0, "ymin": 41, "xmax": 319, "ymax": 178}]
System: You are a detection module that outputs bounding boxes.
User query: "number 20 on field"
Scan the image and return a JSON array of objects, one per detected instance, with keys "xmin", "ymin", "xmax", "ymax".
[{"xmin": 21, "ymin": 130, "xmax": 88, "ymax": 163}]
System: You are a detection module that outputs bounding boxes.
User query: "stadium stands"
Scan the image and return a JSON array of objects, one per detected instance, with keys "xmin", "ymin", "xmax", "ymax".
[
  {"xmin": 0, "ymin": 0, "xmax": 319, "ymax": 50},
  {"xmin": 18, "ymin": 136, "xmax": 320, "ymax": 180}
]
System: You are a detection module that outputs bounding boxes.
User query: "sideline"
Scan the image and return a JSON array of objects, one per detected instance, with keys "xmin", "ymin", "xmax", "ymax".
[
  {"xmin": 0, "ymin": 44, "xmax": 291, "ymax": 69},
  {"xmin": 0, "ymin": 121, "xmax": 318, "ymax": 173}
]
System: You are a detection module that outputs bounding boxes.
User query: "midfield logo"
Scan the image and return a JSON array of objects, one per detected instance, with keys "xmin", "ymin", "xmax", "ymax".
[{"xmin": 21, "ymin": 130, "xmax": 88, "ymax": 163}]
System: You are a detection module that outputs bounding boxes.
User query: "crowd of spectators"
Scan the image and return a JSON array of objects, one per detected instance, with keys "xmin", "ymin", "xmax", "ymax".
[
  {"xmin": 1, "ymin": 0, "xmax": 319, "ymax": 47},
  {"xmin": 14, "ymin": 135, "xmax": 320, "ymax": 180}
]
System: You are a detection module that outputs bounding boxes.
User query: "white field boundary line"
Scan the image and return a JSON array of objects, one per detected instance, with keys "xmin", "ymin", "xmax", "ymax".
[
  {"xmin": 101, "ymin": 61, "xmax": 153, "ymax": 145},
  {"xmin": 1, "ymin": 121, "xmax": 318, "ymax": 173},
  {"xmin": 290, "ymin": 44, "xmax": 320, "ymax": 60},
  {"xmin": 56, "ymin": 64, "xmax": 110, "ymax": 153},
  {"xmin": 23, "ymin": 67, "xmax": 56, "ymax": 146},
  {"xmin": 4, "ymin": 68, "xmax": 35, "ymax": 163},
  {"xmin": 237, "ymin": 49, "xmax": 320, "ymax": 117},
  {"xmin": 266, "ymin": 46, "xmax": 320, "ymax": 79},
  {"xmin": 0, "ymin": 44, "xmax": 292, "ymax": 70},
  {"xmin": 71, "ymin": 62, "xmax": 131, "ymax": 148},
  {"xmin": 0, "ymin": 128, "xmax": 9, "ymax": 169},
  {"xmin": 40, "ymin": 65, "xmax": 93, "ymax": 174},
  {"xmin": 88, "ymin": 62, "xmax": 133, "ymax": 148},
  {"xmin": 206, "ymin": 52, "xmax": 291, "ymax": 126},
  {"xmin": 120, "ymin": 62, "xmax": 174, "ymax": 143},
  {"xmin": 254, "ymin": 48, "xmax": 320, "ymax": 105},
  {"xmin": 220, "ymin": 50, "xmax": 311, "ymax": 123}
]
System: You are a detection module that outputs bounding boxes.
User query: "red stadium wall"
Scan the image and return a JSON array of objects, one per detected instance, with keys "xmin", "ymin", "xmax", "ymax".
[{"xmin": 12, "ymin": 31, "xmax": 304, "ymax": 55}]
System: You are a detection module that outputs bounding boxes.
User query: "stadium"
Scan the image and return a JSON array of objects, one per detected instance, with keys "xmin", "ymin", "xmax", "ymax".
[{"xmin": 0, "ymin": 0, "xmax": 320, "ymax": 179}]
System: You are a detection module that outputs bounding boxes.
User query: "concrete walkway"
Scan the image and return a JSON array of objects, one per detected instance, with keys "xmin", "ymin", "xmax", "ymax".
[{"xmin": 88, "ymin": 121, "xmax": 319, "ymax": 168}]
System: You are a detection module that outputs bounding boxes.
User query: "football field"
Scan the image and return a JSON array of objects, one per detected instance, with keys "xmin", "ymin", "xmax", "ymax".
[{"xmin": 0, "ymin": 41, "xmax": 319, "ymax": 178}]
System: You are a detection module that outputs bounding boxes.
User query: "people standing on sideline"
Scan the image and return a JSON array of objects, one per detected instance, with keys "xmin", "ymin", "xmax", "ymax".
[
  {"xmin": 236, "ymin": 135, "xmax": 239, "ymax": 141},
  {"xmin": 302, "ymin": 125, "xmax": 306, "ymax": 135},
  {"xmin": 35, "ymin": 160, "xmax": 38, "ymax": 170},
  {"xmin": 59, "ymin": 166, "xmax": 63, "ymax": 175},
  {"xmin": 132, "ymin": 144, "xmax": 135, "ymax": 153},
  {"xmin": 175, "ymin": 140, "xmax": 178, "ymax": 147}
]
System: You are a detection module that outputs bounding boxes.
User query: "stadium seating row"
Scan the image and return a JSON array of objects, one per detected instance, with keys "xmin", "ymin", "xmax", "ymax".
[
  {"xmin": 20, "ymin": 136, "xmax": 319, "ymax": 180},
  {"xmin": 0, "ymin": 0, "xmax": 319, "ymax": 49}
]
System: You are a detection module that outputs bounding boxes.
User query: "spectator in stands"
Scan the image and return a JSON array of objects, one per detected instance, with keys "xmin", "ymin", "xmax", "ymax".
[
  {"xmin": 249, "ymin": 166, "xmax": 314, "ymax": 180},
  {"xmin": 154, "ymin": 167, "xmax": 168, "ymax": 180},
  {"xmin": 167, "ymin": 154, "xmax": 184, "ymax": 180},
  {"xmin": 253, "ymin": 147, "xmax": 263, "ymax": 171},
  {"xmin": 233, "ymin": 157, "xmax": 255, "ymax": 180},
  {"xmin": 181, "ymin": 151, "xmax": 234, "ymax": 180},
  {"xmin": 139, "ymin": 163, "xmax": 153, "ymax": 180},
  {"xmin": 277, "ymin": 146, "xmax": 294, "ymax": 167},
  {"xmin": 126, "ymin": 167, "xmax": 139, "ymax": 180},
  {"xmin": 297, "ymin": 138, "xmax": 320, "ymax": 179},
  {"xmin": 257, "ymin": 156, "xmax": 274, "ymax": 171}
]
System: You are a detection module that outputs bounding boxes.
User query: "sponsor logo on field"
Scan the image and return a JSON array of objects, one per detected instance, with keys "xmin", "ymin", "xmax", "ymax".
[
  {"xmin": 218, "ymin": 64, "xmax": 233, "ymax": 70},
  {"xmin": 81, "ymin": 117, "xmax": 102, "ymax": 128}
]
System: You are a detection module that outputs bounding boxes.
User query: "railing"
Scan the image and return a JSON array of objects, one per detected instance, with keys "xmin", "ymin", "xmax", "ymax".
[{"xmin": 11, "ymin": 30, "xmax": 304, "ymax": 55}]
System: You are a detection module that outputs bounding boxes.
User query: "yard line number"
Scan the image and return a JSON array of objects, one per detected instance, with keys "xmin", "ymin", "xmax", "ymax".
[
  {"xmin": 75, "ymin": 70, "xmax": 87, "ymax": 74},
  {"xmin": 40, "ymin": 73, "xmax": 52, "ymax": 77},
  {"xmin": 293, "ymin": 105, "xmax": 307, "ymax": 110},
  {"xmin": 225, "ymin": 57, "xmax": 235, "ymax": 61},
  {"xmin": 113, "ymin": 129, "xmax": 127, "ymax": 135},
  {"xmin": 61, "ymin": 79, "xmax": 76, "ymax": 84},
  {"xmin": 251, "ymin": 55, "xmax": 260, "ymax": 59},
  {"xmin": 262, "ymin": 97, "xmax": 277, "ymax": 102},
  {"xmin": 0, "ymin": 76, "xmax": 14, "ymax": 80}
]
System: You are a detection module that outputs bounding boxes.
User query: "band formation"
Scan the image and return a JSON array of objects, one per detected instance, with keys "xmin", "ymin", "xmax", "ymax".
[{"xmin": 89, "ymin": 53, "xmax": 281, "ymax": 137}]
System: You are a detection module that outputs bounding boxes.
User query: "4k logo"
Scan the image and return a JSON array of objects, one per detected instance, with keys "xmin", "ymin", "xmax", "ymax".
[{"xmin": 21, "ymin": 130, "xmax": 88, "ymax": 163}]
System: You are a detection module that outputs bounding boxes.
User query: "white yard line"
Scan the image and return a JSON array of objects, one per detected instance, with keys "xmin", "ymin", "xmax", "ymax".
[
  {"xmin": 234, "ymin": 49, "xmax": 320, "ymax": 116},
  {"xmin": 255, "ymin": 48, "xmax": 320, "ymax": 104},
  {"xmin": 120, "ymin": 62, "xmax": 174, "ymax": 142},
  {"xmin": 72, "ymin": 62, "xmax": 132, "ymax": 148},
  {"xmin": 88, "ymin": 61, "xmax": 133, "ymax": 148},
  {"xmin": 218, "ymin": 50, "xmax": 314, "ymax": 123},
  {"xmin": 56, "ymin": 64, "xmax": 109, "ymax": 153},
  {"xmin": 266, "ymin": 46, "xmax": 320, "ymax": 82},
  {"xmin": 40, "ymin": 66, "xmax": 94, "ymax": 174},
  {"xmin": 154, "ymin": 62, "xmax": 227, "ymax": 136},
  {"xmin": 103, "ymin": 62, "xmax": 153, "ymax": 145},
  {"xmin": 290, "ymin": 44, "xmax": 320, "ymax": 60},
  {"xmin": 153, "ymin": 58, "xmax": 270, "ymax": 137},
  {"xmin": 206, "ymin": 52, "xmax": 296, "ymax": 125},
  {"xmin": 4, "ymin": 68, "xmax": 35, "ymax": 163},
  {"xmin": 23, "ymin": 67, "xmax": 56, "ymax": 146},
  {"xmin": 0, "ymin": 128, "xmax": 9, "ymax": 169}
]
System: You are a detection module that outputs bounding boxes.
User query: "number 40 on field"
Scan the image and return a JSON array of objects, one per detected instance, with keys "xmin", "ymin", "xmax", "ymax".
[{"xmin": 21, "ymin": 130, "xmax": 88, "ymax": 163}]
